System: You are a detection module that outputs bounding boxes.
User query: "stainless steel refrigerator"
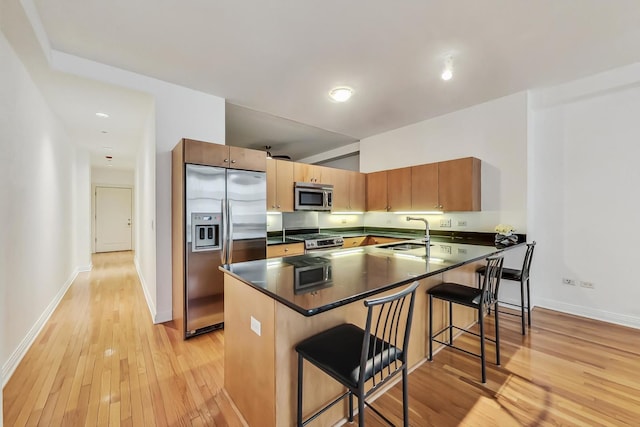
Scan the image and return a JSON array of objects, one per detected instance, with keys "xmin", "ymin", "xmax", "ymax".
[{"xmin": 184, "ymin": 164, "xmax": 266, "ymax": 337}]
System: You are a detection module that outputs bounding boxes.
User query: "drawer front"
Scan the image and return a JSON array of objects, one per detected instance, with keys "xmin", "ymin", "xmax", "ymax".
[{"xmin": 267, "ymin": 243, "xmax": 305, "ymax": 258}]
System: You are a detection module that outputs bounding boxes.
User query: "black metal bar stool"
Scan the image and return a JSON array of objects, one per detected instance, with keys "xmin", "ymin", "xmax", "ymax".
[
  {"xmin": 295, "ymin": 281, "xmax": 420, "ymax": 427},
  {"xmin": 477, "ymin": 241, "xmax": 536, "ymax": 335},
  {"xmin": 428, "ymin": 255, "xmax": 504, "ymax": 383}
]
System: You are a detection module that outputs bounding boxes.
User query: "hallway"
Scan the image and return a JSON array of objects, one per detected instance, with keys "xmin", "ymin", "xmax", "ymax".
[{"xmin": 3, "ymin": 252, "xmax": 242, "ymax": 426}]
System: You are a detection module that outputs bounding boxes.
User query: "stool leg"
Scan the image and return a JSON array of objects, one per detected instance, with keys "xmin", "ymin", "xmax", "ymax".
[
  {"xmin": 526, "ymin": 277, "xmax": 532, "ymax": 327},
  {"xmin": 520, "ymin": 278, "xmax": 526, "ymax": 335},
  {"xmin": 358, "ymin": 392, "xmax": 365, "ymax": 427},
  {"xmin": 428, "ymin": 295, "xmax": 433, "ymax": 361},
  {"xmin": 495, "ymin": 302, "xmax": 501, "ymax": 366},
  {"xmin": 402, "ymin": 365, "xmax": 409, "ymax": 427},
  {"xmin": 297, "ymin": 354, "xmax": 303, "ymax": 426},
  {"xmin": 479, "ymin": 305, "xmax": 486, "ymax": 383},
  {"xmin": 348, "ymin": 391, "xmax": 353, "ymax": 422},
  {"xmin": 448, "ymin": 301, "xmax": 453, "ymax": 345}
]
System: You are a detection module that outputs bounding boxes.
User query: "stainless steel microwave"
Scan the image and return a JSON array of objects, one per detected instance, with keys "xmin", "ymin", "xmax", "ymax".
[{"xmin": 294, "ymin": 182, "xmax": 333, "ymax": 211}]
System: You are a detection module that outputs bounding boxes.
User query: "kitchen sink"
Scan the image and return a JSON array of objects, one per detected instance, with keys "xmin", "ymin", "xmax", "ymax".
[{"xmin": 378, "ymin": 242, "xmax": 432, "ymax": 251}]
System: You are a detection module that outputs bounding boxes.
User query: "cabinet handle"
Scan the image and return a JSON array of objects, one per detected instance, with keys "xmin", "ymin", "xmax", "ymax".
[
  {"xmin": 284, "ymin": 248, "xmax": 289, "ymax": 252},
  {"xmin": 277, "ymin": 205, "xmax": 281, "ymax": 208},
  {"xmin": 231, "ymin": 160, "xmax": 236, "ymax": 164},
  {"xmin": 224, "ymin": 158, "xmax": 229, "ymax": 163},
  {"xmin": 271, "ymin": 205, "xmax": 276, "ymax": 208}
]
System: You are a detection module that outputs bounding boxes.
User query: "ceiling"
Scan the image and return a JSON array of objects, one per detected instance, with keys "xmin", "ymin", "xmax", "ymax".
[{"xmin": 5, "ymin": 0, "xmax": 640, "ymax": 165}]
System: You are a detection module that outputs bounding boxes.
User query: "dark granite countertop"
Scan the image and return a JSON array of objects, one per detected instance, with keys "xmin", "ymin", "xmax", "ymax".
[{"xmin": 222, "ymin": 240, "xmax": 523, "ymax": 317}]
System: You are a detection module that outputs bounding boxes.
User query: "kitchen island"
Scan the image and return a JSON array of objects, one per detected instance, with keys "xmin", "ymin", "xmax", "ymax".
[{"xmin": 220, "ymin": 240, "xmax": 521, "ymax": 426}]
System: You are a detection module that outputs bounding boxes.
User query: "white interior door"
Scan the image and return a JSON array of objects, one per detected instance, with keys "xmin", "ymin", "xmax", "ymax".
[{"xmin": 96, "ymin": 186, "xmax": 132, "ymax": 252}]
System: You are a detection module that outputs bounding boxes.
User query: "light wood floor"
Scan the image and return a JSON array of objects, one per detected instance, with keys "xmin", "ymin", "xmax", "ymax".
[{"xmin": 4, "ymin": 252, "xmax": 640, "ymax": 426}]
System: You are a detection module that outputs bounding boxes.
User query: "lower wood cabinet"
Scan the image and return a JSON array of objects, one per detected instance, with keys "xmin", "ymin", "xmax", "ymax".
[
  {"xmin": 342, "ymin": 236, "xmax": 367, "ymax": 248},
  {"xmin": 366, "ymin": 236, "xmax": 406, "ymax": 246},
  {"xmin": 266, "ymin": 243, "xmax": 305, "ymax": 258}
]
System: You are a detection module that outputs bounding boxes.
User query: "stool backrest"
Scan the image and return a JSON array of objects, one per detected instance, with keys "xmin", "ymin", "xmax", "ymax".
[
  {"xmin": 481, "ymin": 255, "xmax": 505, "ymax": 306},
  {"xmin": 521, "ymin": 241, "xmax": 536, "ymax": 281},
  {"xmin": 360, "ymin": 281, "xmax": 420, "ymax": 388}
]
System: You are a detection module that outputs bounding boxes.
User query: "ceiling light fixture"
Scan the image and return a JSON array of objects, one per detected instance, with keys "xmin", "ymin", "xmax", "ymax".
[
  {"xmin": 329, "ymin": 87, "xmax": 353, "ymax": 102},
  {"xmin": 96, "ymin": 112, "xmax": 109, "ymax": 118},
  {"xmin": 441, "ymin": 56, "xmax": 453, "ymax": 81}
]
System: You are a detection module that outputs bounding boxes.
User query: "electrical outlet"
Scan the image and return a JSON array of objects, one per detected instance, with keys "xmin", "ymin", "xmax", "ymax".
[
  {"xmin": 580, "ymin": 281, "xmax": 595, "ymax": 289},
  {"xmin": 562, "ymin": 278, "xmax": 576, "ymax": 286},
  {"xmin": 341, "ymin": 218, "xmax": 347, "ymax": 224},
  {"xmin": 440, "ymin": 219, "xmax": 451, "ymax": 227},
  {"xmin": 457, "ymin": 220, "xmax": 467, "ymax": 227},
  {"xmin": 250, "ymin": 316, "xmax": 261, "ymax": 336},
  {"xmin": 440, "ymin": 245, "xmax": 452, "ymax": 254}
]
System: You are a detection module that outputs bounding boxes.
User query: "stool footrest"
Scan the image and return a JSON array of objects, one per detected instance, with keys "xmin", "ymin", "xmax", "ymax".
[
  {"xmin": 301, "ymin": 390, "xmax": 351, "ymax": 426},
  {"xmin": 432, "ymin": 324, "xmax": 497, "ymax": 344}
]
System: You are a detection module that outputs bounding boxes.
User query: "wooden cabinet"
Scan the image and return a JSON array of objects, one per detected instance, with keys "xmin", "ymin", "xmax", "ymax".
[
  {"xmin": 266, "ymin": 159, "xmax": 294, "ymax": 212},
  {"xmin": 411, "ymin": 162, "xmax": 439, "ymax": 210},
  {"xmin": 294, "ymin": 163, "xmax": 329, "ymax": 183},
  {"xmin": 366, "ymin": 167, "xmax": 411, "ymax": 211},
  {"xmin": 342, "ymin": 236, "xmax": 367, "ymax": 248},
  {"xmin": 183, "ymin": 138, "xmax": 266, "ymax": 172},
  {"xmin": 411, "ymin": 157, "xmax": 481, "ymax": 212},
  {"xmin": 330, "ymin": 169, "xmax": 365, "ymax": 212},
  {"xmin": 366, "ymin": 171, "xmax": 388, "ymax": 211},
  {"xmin": 366, "ymin": 236, "xmax": 406, "ymax": 246},
  {"xmin": 438, "ymin": 157, "xmax": 481, "ymax": 211},
  {"xmin": 266, "ymin": 243, "xmax": 305, "ymax": 258}
]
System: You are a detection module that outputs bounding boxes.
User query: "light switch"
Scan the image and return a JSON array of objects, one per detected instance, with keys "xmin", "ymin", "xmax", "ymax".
[{"xmin": 250, "ymin": 316, "xmax": 261, "ymax": 336}]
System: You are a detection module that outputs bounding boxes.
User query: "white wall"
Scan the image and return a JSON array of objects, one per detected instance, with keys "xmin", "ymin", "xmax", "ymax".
[
  {"xmin": 360, "ymin": 92, "xmax": 528, "ymax": 234},
  {"xmin": 51, "ymin": 52, "xmax": 226, "ymax": 323},
  {"xmin": 74, "ymin": 150, "xmax": 92, "ymax": 269},
  {"xmin": 317, "ymin": 153, "xmax": 360, "ymax": 171},
  {"xmin": 530, "ymin": 63, "xmax": 640, "ymax": 327},
  {"xmin": 0, "ymin": 31, "xmax": 80, "ymax": 388}
]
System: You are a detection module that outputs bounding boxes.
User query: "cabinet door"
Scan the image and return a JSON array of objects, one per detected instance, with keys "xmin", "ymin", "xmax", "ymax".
[
  {"xmin": 366, "ymin": 236, "xmax": 406, "ymax": 245},
  {"xmin": 343, "ymin": 236, "xmax": 367, "ymax": 247},
  {"xmin": 229, "ymin": 146, "xmax": 266, "ymax": 172},
  {"xmin": 294, "ymin": 163, "xmax": 322, "ymax": 183},
  {"xmin": 349, "ymin": 172, "xmax": 366, "ymax": 212},
  {"xmin": 438, "ymin": 157, "xmax": 481, "ymax": 211},
  {"xmin": 275, "ymin": 160, "xmax": 294, "ymax": 212},
  {"xmin": 387, "ymin": 167, "xmax": 412, "ymax": 211},
  {"xmin": 331, "ymin": 168, "xmax": 350, "ymax": 211},
  {"xmin": 184, "ymin": 139, "xmax": 229, "ymax": 167},
  {"xmin": 366, "ymin": 171, "xmax": 388, "ymax": 211},
  {"xmin": 411, "ymin": 163, "xmax": 439, "ymax": 210}
]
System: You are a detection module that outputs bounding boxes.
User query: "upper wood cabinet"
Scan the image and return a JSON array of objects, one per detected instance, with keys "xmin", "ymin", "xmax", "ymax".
[
  {"xmin": 294, "ymin": 163, "xmax": 329, "ymax": 183},
  {"xmin": 182, "ymin": 138, "xmax": 266, "ymax": 172},
  {"xmin": 438, "ymin": 157, "xmax": 481, "ymax": 211},
  {"xmin": 366, "ymin": 167, "xmax": 411, "ymax": 211},
  {"xmin": 411, "ymin": 162, "xmax": 439, "ymax": 210},
  {"xmin": 330, "ymin": 169, "xmax": 365, "ymax": 212},
  {"xmin": 266, "ymin": 159, "xmax": 294, "ymax": 212},
  {"xmin": 366, "ymin": 171, "xmax": 388, "ymax": 211}
]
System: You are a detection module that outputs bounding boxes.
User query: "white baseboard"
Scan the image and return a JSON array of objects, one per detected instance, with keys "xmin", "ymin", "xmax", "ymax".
[
  {"xmin": 77, "ymin": 263, "xmax": 93, "ymax": 272},
  {"xmin": 2, "ymin": 267, "xmax": 81, "ymax": 387},
  {"xmin": 536, "ymin": 298, "xmax": 640, "ymax": 329},
  {"xmin": 133, "ymin": 256, "xmax": 171, "ymax": 324}
]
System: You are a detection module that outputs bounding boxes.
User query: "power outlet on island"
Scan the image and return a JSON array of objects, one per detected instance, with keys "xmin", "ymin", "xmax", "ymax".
[
  {"xmin": 440, "ymin": 219, "xmax": 452, "ymax": 228},
  {"xmin": 250, "ymin": 316, "xmax": 261, "ymax": 336}
]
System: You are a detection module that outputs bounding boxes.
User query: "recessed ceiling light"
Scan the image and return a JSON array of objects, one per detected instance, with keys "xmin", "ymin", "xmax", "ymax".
[
  {"xmin": 103, "ymin": 146, "xmax": 113, "ymax": 151},
  {"xmin": 96, "ymin": 112, "xmax": 109, "ymax": 118},
  {"xmin": 329, "ymin": 87, "xmax": 353, "ymax": 102},
  {"xmin": 101, "ymin": 130, "xmax": 108, "ymax": 134},
  {"xmin": 441, "ymin": 56, "xmax": 453, "ymax": 81}
]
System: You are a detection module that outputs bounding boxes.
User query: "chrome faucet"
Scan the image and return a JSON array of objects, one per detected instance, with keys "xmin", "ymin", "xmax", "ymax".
[{"xmin": 407, "ymin": 216, "xmax": 430, "ymax": 257}]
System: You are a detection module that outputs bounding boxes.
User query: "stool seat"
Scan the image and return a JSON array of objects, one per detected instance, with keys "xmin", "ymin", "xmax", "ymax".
[
  {"xmin": 296, "ymin": 323, "xmax": 403, "ymax": 389},
  {"xmin": 476, "ymin": 266, "xmax": 522, "ymax": 282},
  {"xmin": 428, "ymin": 283, "xmax": 484, "ymax": 307}
]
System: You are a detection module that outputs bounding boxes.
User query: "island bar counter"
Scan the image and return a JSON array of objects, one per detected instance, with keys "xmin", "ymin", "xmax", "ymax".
[{"xmin": 221, "ymin": 241, "xmax": 521, "ymax": 427}]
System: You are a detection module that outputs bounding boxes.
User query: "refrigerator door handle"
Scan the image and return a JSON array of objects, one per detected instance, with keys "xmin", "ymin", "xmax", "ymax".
[
  {"xmin": 227, "ymin": 199, "xmax": 234, "ymax": 264},
  {"xmin": 220, "ymin": 199, "xmax": 227, "ymax": 264}
]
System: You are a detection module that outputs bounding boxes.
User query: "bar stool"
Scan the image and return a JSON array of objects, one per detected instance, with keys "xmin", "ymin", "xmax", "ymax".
[
  {"xmin": 295, "ymin": 281, "xmax": 420, "ymax": 427},
  {"xmin": 477, "ymin": 241, "xmax": 536, "ymax": 335},
  {"xmin": 428, "ymin": 255, "xmax": 504, "ymax": 383}
]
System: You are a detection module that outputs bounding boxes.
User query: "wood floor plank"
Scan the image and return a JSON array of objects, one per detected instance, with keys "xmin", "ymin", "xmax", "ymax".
[{"xmin": 4, "ymin": 251, "xmax": 640, "ymax": 426}]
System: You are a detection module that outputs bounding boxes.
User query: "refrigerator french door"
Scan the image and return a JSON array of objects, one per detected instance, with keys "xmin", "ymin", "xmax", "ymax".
[{"xmin": 185, "ymin": 164, "xmax": 266, "ymax": 337}]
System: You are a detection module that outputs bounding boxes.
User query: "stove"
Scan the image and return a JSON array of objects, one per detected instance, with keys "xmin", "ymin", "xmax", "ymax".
[{"xmin": 287, "ymin": 233, "xmax": 344, "ymax": 251}]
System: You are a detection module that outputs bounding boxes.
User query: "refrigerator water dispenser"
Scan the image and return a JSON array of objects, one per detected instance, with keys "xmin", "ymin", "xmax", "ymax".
[{"xmin": 191, "ymin": 212, "xmax": 221, "ymax": 252}]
